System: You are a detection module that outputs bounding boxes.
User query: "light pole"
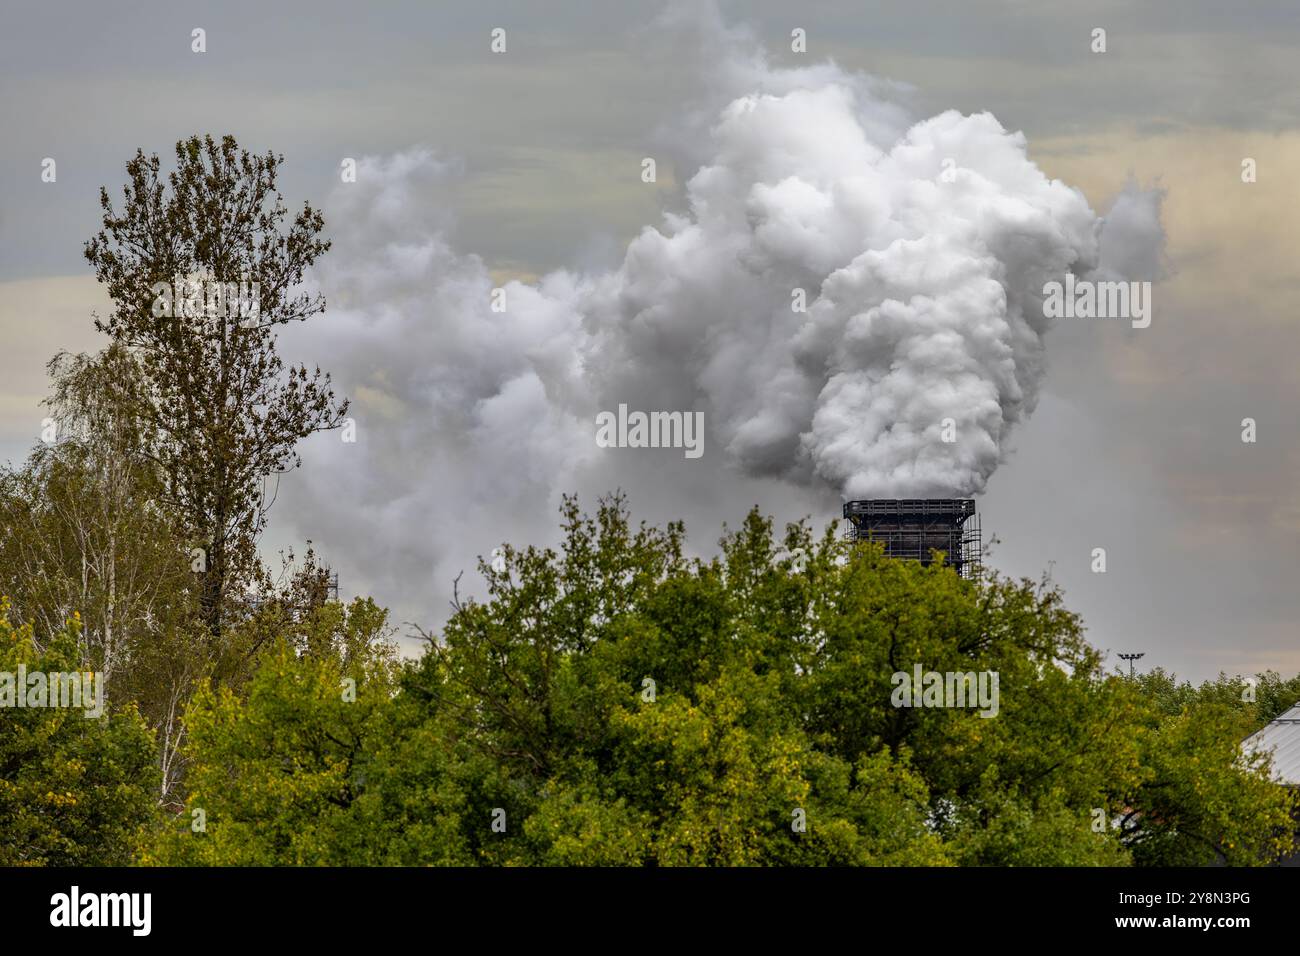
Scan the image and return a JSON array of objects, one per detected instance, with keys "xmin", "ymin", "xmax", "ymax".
[{"xmin": 1118, "ymin": 652, "xmax": 1145, "ymax": 679}]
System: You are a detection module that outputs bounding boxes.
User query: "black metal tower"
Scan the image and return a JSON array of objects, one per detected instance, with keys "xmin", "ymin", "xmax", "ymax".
[{"xmin": 842, "ymin": 498, "xmax": 981, "ymax": 579}]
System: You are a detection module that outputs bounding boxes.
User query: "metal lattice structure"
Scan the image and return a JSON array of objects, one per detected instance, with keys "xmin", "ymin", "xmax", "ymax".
[{"xmin": 842, "ymin": 498, "xmax": 981, "ymax": 579}]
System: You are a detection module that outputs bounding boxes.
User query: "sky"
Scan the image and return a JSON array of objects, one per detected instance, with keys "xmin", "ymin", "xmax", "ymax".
[{"xmin": 1, "ymin": 0, "xmax": 1297, "ymax": 682}]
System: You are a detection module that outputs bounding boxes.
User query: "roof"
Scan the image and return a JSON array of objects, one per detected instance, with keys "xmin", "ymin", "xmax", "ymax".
[
  {"xmin": 1242, "ymin": 704, "xmax": 1300, "ymax": 786},
  {"xmin": 842, "ymin": 499, "xmax": 975, "ymax": 517}
]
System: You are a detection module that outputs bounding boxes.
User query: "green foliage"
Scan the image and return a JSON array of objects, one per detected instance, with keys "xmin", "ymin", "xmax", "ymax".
[
  {"xmin": 1124, "ymin": 701, "xmax": 1298, "ymax": 865},
  {"xmin": 1138, "ymin": 666, "xmax": 1300, "ymax": 728},
  {"xmin": 946, "ymin": 773, "xmax": 1131, "ymax": 866},
  {"xmin": 147, "ymin": 598, "xmax": 398, "ymax": 865},
  {"xmin": 0, "ymin": 346, "xmax": 199, "ymax": 687},
  {"xmin": 145, "ymin": 496, "xmax": 1298, "ymax": 866},
  {"xmin": 0, "ymin": 601, "xmax": 158, "ymax": 866},
  {"xmin": 0, "ymin": 347, "xmax": 208, "ymax": 809}
]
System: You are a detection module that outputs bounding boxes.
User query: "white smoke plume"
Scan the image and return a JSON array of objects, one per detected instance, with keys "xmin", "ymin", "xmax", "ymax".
[{"xmin": 279, "ymin": 8, "xmax": 1163, "ymax": 627}]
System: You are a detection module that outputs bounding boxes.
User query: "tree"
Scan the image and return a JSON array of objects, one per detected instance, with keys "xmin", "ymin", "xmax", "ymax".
[
  {"xmin": 0, "ymin": 346, "xmax": 209, "ymax": 807},
  {"xmin": 145, "ymin": 497, "xmax": 1297, "ymax": 866},
  {"xmin": 0, "ymin": 601, "xmax": 158, "ymax": 865},
  {"xmin": 0, "ymin": 347, "xmax": 196, "ymax": 692},
  {"xmin": 1137, "ymin": 666, "xmax": 1300, "ymax": 729},
  {"xmin": 147, "ymin": 597, "xmax": 399, "ymax": 866},
  {"xmin": 1120, "ymin": 688, "xmax": 1299, "ymax": 865},
  {"xmin": 84, "ymin": 134, "xmax": 349, "ymax": 638}
]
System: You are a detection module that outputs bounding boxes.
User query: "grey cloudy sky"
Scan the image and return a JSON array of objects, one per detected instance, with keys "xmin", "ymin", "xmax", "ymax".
[{"xmin": 1, "ymin": 0, "xmax": 1297, "ymax": 681}]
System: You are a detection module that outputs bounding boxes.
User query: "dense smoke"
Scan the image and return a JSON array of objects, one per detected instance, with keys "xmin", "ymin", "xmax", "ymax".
[{"xmin": 279, "ymin": 8, "xmax": 1162, "ymax": 626}]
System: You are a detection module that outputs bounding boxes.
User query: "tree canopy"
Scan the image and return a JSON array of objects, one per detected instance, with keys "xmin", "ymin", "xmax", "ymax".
[
  {"xmin": 0, "ymin": 602, "xmax": 157, "ymax": 866},
  {"xmin": 144, "ymin": 496, "xmax": 1298, "ymax": 867}
]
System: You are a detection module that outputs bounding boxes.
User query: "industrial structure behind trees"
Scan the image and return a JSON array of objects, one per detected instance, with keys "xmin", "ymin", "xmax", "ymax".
[{"xmin": 842, "ymin": 498, "xmax": 982, "ymax": 579}]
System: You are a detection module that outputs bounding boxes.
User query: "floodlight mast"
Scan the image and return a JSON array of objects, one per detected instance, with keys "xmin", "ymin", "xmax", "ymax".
[{"xmin": 1118, "ymin": 652, "xmax": 1146, "ymax": 678}]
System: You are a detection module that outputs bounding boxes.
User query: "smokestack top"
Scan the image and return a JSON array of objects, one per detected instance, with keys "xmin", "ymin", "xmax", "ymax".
[
  {"xmin": 841, "ymin": 498, "xmax": 981, "ymax": 579},
  {"xmin": 842, "ymin": 498, "xmax": 975, "ymax": 520}
]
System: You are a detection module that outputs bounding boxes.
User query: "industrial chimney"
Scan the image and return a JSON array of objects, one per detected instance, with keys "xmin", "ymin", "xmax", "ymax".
[{"xmin": 842, "ymin": 499, "xmax": 981, "ymax": 579}]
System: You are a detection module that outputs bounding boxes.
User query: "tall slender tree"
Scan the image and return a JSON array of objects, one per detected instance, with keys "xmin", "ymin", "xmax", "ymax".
[{"xmin": 84, "ymin": 134, "xmax": 349, "ymax": 637}]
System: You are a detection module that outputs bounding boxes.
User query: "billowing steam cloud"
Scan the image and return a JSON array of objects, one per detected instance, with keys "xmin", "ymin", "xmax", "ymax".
[
  {"xmin": 586, "ymin": 99, "xmax": 1102, "ymax": 499},
  {"xmin": 280, "ymin": 10, "xmax": 1163, "ymax": 626}
]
